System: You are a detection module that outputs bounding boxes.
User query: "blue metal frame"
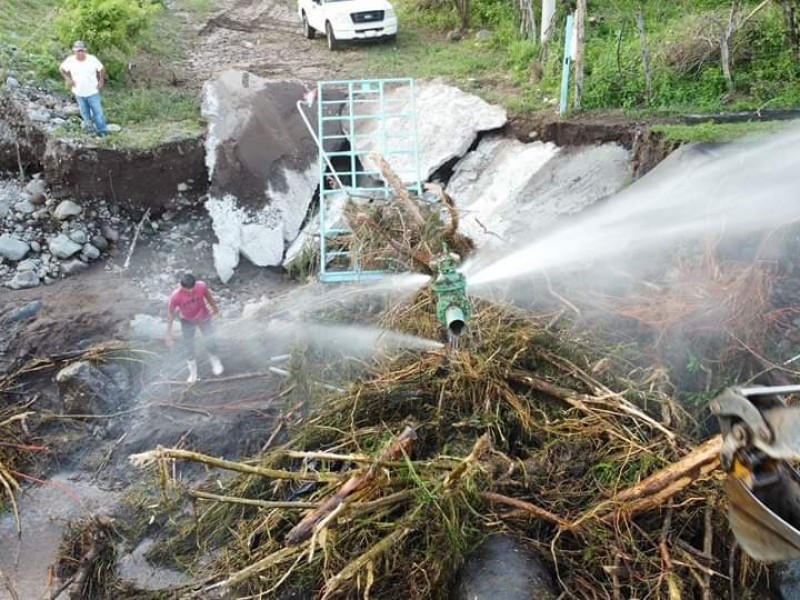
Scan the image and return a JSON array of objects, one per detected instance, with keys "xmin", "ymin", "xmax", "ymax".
[
  {"xmin": 317, "ymin": 78, "xmax": 421, "ymax": 283},
  {"xmin": 559, "ymin": 14, "xmax": 574, "ymax": 116}
]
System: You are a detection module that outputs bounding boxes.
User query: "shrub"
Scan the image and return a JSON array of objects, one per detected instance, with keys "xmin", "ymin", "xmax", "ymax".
[{"xmin": 54, "ymin": 0, "xmax": 162, "ymax": 81}]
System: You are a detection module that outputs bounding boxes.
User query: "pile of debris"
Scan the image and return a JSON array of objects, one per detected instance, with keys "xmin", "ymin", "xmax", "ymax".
[{"xmin": 113, "ymin": 177, "xmax": 771, "ymax": 600}]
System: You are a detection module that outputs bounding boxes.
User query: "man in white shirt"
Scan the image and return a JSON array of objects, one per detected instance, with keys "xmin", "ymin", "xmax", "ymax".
[{"xmin": 59, "ymin": 41, "xmax": 109, "ymax": 137}]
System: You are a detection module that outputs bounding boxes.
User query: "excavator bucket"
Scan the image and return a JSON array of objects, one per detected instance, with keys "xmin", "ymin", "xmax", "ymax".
[
  {"xmin": 711, "ymin": 385, "xmax": 800, "ymax": 561},
  {"xmin": 726, "ymin": 460, "xmax": 800, "ymax": 561}
]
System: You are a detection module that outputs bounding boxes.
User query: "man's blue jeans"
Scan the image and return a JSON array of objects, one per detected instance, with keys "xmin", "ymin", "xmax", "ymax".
[{"xmin": 76, "ymin": 93, "xmax": 107, "ymax": 136}]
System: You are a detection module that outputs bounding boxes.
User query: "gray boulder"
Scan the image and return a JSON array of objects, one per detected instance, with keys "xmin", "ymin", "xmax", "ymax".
[
  {"xmin": 69, "ymin": 229, "xmax": 87, "ymax": 244},
  {"xmin": 91, "ymin": 234, "xmax": 109, "ymax": 250},
  {"xmin": 100, "ymin": 224, "xmax": 119, "ymax": 242},
  {"xmin": 49, "ymin": 234, "xmax": 82, "ymax": 259},
  {"xmin": 25, "ymin": 178, "xmax": 47, "ymax": 197},
  {"xmin": 349, "ymin": 79, "xmax": 507, "ymax": 182},
  {"xmin": 4, "ymin": 300, "xmax": 43, "ymax": 323},
  {"xmin": 8, "ymin": 270, "xmax": 40, "ymax": 290},
  {"xmin": 14, "ymin": 199, "xmax": 35, "ymax": 215},
  {"xmin": 82, "ymin": 243, "xmax": 101, "ymax": 260},
  {"xmin": 56, "ymin": 360, "xmax": 121, "ymax": 414},
  {"xmin": 0, "ymin": 235, "xmax": 30, "ymax": 261},
  {"xmin": 54, "ymin": 200, "xmax": 82, "ymax": 220}
]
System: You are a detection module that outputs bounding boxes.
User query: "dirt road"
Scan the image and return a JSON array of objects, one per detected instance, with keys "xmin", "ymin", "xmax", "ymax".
[{"xmin": 175, "ymin": 0, "xmax": 355, "ymax": 84}]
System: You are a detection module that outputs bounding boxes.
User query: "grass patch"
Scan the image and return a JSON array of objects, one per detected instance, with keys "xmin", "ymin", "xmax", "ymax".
[
  {"xmin": 357, "ymin": 27, "xmax": 548, "ymax": 114},
  {"xmin": 651, "ymin": 119, "xmax": 793, "ymax": 143},
  {"xmin": 0, "ymin": 0, "xmax": 61, "ymax": 85}
]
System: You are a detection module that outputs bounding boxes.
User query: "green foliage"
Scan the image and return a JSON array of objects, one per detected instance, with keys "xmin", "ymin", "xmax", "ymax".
[
  {"xmin": 54, "ymin": 0, "xmax": 162, "ymax": 80},
  {"xmin": 105, "ymin": 87, "xmax": 198, "ymax": 124},
  {"xmin": 651, "ymin": 120, "xmax": 790, "ymax": 143}
]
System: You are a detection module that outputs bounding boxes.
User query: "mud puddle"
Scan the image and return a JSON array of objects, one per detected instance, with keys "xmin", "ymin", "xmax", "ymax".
[{"xmin": 0, "ymin": 473, "xmax": 119, "ymax": 600}]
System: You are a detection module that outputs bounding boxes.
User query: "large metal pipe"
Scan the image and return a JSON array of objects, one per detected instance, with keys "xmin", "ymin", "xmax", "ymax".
[{"xmin": 445, "ymin": 305, "xmax": 466, "ymax": 337}]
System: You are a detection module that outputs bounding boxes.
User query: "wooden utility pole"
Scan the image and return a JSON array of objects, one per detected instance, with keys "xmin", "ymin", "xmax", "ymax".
[
  {"xmin": 518, "ymin": 0, "xmax": 537, "ymax": 39},
  {"xmin": 636, "ymin": 7, "xmax": 652, "ymax": 104},
  {"xmin": 720, "ymin": 0, "xmax": 740, "ymax": 92},
  {"xmin": 541, "ymin": 0, "xmax": 557, "ymax": 45},
  {"xmin": 573, "ymin": 0, "xmax": 586, "ymax": 110}
]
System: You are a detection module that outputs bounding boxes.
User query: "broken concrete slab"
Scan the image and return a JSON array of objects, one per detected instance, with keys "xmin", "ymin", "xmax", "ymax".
[
  {"xmin": 202, "ymin": 70, "xmax": 342, "ymax": 281},
  {"xmin": 348, "ymin": 79, "xmax": 507, "ymax": 183},
  {"xmin": 446, "ymin": 136, "xmax": 632, "ymax": 247}
]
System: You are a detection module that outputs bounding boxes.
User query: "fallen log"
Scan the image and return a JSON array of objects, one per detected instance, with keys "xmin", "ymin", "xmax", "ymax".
[{"xmin": 284, "ymin": 426, "xmax": 418, "ymax": 546}]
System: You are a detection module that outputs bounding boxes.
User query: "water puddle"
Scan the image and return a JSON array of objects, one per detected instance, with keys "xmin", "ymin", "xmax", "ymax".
[{"xmin": 0, "ymin": 472, "xmax": 120, "ymax": 600}]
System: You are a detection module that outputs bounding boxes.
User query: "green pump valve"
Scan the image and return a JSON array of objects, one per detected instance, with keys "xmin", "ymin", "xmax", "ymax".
[{"xmin": 430, "ymin": 251, "xmax": 471, "ymax": 338}]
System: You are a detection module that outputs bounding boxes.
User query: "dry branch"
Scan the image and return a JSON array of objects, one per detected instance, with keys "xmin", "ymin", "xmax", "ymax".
[
  {"xmin": 509, "ymin": 371, "xmax": 677, "ymax": 441},
  {"xmin": 571, "ymin": 436, "xmax": 721, "ymax": 526},
  {"xmin": 371, "ymin": 153, "xmax": 424, "ymax": 226},
  {"xmin": 284, "ymin": 426, "xmax": 418, "ymax": 546},
  {"xmin": 482, "ymin": 491, "xmax": 570, "ymax": 527},
  {"xmin": 129, "ymin": 447, "xmax": 341, "ymax": 482},
  {"xmin": 190, "ymin": 489, "xmax": 319, "ymax": 510}
]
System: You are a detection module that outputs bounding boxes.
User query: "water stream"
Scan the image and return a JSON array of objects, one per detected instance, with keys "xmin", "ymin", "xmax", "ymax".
[{"xmin": 464, "ymin": 126, "xmax": 800, "ymax": 291}]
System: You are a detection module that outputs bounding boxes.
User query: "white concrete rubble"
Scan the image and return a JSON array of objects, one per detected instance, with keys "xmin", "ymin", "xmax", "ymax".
[
  {"xmin": 446, "ymin": 136, "xmax": 633, "ymax": 247},
  {"xmin": 201, "ymin": 70, "xmax": 323, "ymax": 281},
  {"xmin": 349, "ymin": 79, "xmax": 507, "ymax": 182}
]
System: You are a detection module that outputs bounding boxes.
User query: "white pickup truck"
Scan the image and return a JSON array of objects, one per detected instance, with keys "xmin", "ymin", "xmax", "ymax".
[{"xmin": 298, "ymin": 0, "xmax": 398, "ymax": 50}]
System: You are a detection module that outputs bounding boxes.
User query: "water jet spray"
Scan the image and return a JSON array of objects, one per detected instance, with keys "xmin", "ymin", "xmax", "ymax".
[{"xmin": 430, "ymin": 250, "xmax": 471, "ymax": 345}]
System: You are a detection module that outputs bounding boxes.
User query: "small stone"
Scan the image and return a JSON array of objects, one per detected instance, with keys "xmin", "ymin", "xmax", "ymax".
[
  {"xmin": 528, "ymin": 130, "xmax": 539, "ymax": 140},
  {"xmin": 475, "ymin": 29, "xmax": 492, "ymax": 40},
  {"xmin": 16, "ymin": 258, "xmax": 38, "ymax": 272},
  {"xmin": 0, "ymin": 235, "xmax": 30, "ymax": 261},
  {"xmin": 82, "ymin": 243, "xmax": 101, "ymax": 260},
  {"xmin": 14, "ymin": 200, "xmax": 35, "ymax": 215},
  {"xmin": 30, "ymin": 241, "xmax": 41, "ymax": 253},
  {"xmin": 8, "ymin": 270, "xmax": 40, "ymax": 290},
  {"xmin": 27, "ymin": 109, "xmax": 51, "ymax": 123},
  {"xmin": 61, "ymin": 258, "xmax": 89, "ymax": 276},
  {"xmin": 91, "ymin": 235, "xmax": 109, "ymax": 251},
  {"xmin": 106, "ymin": 124, "xmax": 122, "ymax": 133},
  {"xmin": 49, "ymin": 234, "xmax": 82, "ymax": 259},
  {"xmin": 150, "ymin": 222, "xmax": 159, "ymax": 231},
  {"xmin": 177, "ymin": 182, "xmax": 189, "ymax": 193},
  {"xmin": 101, "ymin": 225, "xmax": 119, "ymax": 242},
  {"xmin": 54, "ymin": 200, "xmax": 82, "ymax": 220},
  {"xmin": 24, "ymin": 178, "xmax": 47, "ymax": 197},
  {"xmin": 69, "ymin": 230, "xmax": 87, "ymax": 244},
  {"xmin": 28, "ymin": 191, "xmax": 47, "ymax": 206},
  {"xmin": 5, "ymin": 76, "xmax": 20, "ymax": 89}
]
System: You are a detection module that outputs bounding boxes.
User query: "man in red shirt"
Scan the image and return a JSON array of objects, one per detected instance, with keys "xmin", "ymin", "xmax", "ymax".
[{"xmin": 165, "ymin": 273, "xmax": 224, "ymax": 383}]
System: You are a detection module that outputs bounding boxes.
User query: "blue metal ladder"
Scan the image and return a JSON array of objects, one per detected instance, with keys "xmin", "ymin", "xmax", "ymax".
[{"xmin": 316, "ymin": 78, "xmax": 421, "ymax": 283}]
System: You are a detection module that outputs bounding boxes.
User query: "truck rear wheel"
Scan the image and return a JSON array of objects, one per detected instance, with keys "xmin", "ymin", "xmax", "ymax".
[
  {"xmin": 302, "ymin": 13, "xmax": 315, "ymax": 39},
  {"xmin": 326, "ymin": 22, "xmax": 340, "ymax": 50}
]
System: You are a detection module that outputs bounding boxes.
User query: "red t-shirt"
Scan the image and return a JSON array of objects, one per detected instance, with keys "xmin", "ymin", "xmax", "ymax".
[{"xmin": 168, "ymin": 281, "xmax": 211, "ymax": 322}]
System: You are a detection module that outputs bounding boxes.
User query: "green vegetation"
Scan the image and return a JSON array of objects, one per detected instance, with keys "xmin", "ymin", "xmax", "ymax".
[
  {"xmin": 359, "ymin": 0, "xmax": 800, "ymax": 129},
  {"xmin": 54, "ymin": 0, "xmax": 163, "ymax": 80},
  {"xmin": 3, "ymin": 0, "xmax": 799, "ymax": 147},
  {"xmin": 1, "ymin": 0, "xmax": 207, "ymax": 147},
  {"xmin": 652, "ymin": 119, "xmax": 792, "ymax": 142}
]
